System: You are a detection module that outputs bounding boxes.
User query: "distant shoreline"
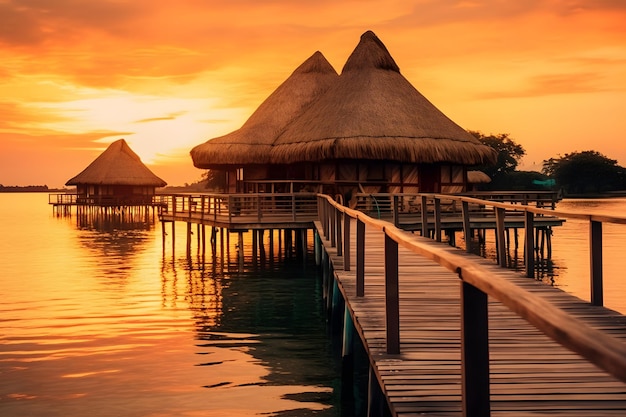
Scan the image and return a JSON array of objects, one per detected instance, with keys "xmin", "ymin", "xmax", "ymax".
[{"xmin": 0, "ymin": 186, "xmax": 68, "ymax": 193}]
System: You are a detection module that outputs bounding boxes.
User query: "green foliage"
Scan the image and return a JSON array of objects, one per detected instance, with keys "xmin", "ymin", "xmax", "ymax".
[
  {"xmin": 542, "ymin": 151, "xmax": 626, "ymax": 195},
  {"xmin": 201, "ymin": 169, "xmax": 227, "ymax": 191},
  {"xmin": 479, "ymin": 171, "xmax": 553, "ymax": 191},
  {"xmin": 470, "ymin": 131, "xmax": 526, "ymax": 178}
]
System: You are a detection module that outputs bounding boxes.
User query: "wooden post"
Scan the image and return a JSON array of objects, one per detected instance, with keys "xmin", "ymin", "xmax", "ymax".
[
  {"xmin": 171, "ymin": 220, "xmax": 176, "ymax": 253},
  {"xmin": 356, "ymin": 219, "xmax": 365, "ymax": 297},
  {"xmin": 392, "ymin": 195, "xmax": 399, "ymax": 227},
  {"xmin": 161, "ymin": 220, "xmax": 166, "ymax": 248},
  {"xmin": 434, "ymin": 197, "xmax": 442, "ymax": 242},
  {"xmin": 495, "ymin": 207, "xmax": 506, "ymax": 267},
  {"xmin": 462, "ymin": 201, "xmax": 472, "ymax": 253},
  {"xmin": 330, "ymin": 205, "xmax": 337, "ymax": 248},
  {"xmin": 186, "ymin": 222, "xmax": 192, "ymax": 258},
  {"xmin": 336, "ymin": 209, "xmax": 342, "ymax": 256},
  {"xmin": 524, "ymin": 211, "xmax": 535, "ymax": 278},
  {"xmin": 315, "ymin": 231, "xmax": 322, "ymax": 266},
  {"xmin": 421, "ymin": 195, "xmax": 429, "ymax": 238},
  {"xmin": 461, "ymin": 281, "xmax": 491, "ymax": 417},
  {"xmin": 343, "ymin": 212, "xmax": 351, "ymax": 271},
  {"xmin": 238, "ymin": 231, "xmax": 244, "ymax": 265},
  {"xmin": 342, "ymin": 305, "xmax": 354, "ymax": 358},
  {"xmin": 384, "ymin": 233, "xmax": 400, "ymax": 354},
  {"xmin": 590, "ymin": 220, "xmax": 603, "ymax": 306},
  {"xmin": 252, "ymin": 229, "xmax": 258, "ymax": 262},
  {"xmin": 322, "ymin": 200, "xmax": 329, "ymax": 239}
]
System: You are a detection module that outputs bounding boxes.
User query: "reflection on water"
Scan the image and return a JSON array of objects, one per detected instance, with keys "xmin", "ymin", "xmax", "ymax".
[{"xmin": 0, "ymin": 193, "xmax": 341, "ymax": 417}]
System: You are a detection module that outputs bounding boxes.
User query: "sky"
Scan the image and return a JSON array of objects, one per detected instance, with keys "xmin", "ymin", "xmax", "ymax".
[{"xmin": 1, "ymin": 0, "xmax": 625, "ymax": 188}]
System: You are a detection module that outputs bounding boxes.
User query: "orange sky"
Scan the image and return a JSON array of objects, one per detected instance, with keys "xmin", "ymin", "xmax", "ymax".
[{"xmin": 1, "ymin": 1, "xmax": 625, "ymax": 187}]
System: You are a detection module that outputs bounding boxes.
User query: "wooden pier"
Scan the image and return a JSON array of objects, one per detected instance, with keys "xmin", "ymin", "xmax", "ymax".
[
  {"xmin": 154, "ymin": 190, "xmax": 626, "ymax": 415},
  {"xmin": 316, "ymin": 194, "xmax": 626, "ymax": 416}
]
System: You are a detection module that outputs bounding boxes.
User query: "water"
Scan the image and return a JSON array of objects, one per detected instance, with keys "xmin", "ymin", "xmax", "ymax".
[
  {"xmin": 550, "ymin": 198, "xmax": 626, "ymax": 312},
  {"xmin": 3, "ymin": 194, "xmax": 626, "ymax": 417},
  {"xmin": 0, "ymin": 193, "xmax": 342, "ymax": 417}
]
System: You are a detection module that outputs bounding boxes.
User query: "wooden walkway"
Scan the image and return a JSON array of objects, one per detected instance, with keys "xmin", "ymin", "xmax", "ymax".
[{"xmin": 316, "ymin": 218, "xmax": 626, "ymax": 416}]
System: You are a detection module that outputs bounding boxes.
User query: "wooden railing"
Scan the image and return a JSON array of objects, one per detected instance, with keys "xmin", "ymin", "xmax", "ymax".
[
  {"xmin": 48, "ymin": 193, "xmax": 78, "ymax": 205},
  {"xmin": 352, "ymin": 193, "xmax": 626, "ymax": 305},
  {"xmin": 157, "ymin": 192, "xmax": 318, "ymax": 225},
  {"xmin": 317, "ymin": 193, "xmax": 626, "ymax": 415},
  {"xmin": 49, "ymin": 193, "xmax": 165, "ymax": 206}
]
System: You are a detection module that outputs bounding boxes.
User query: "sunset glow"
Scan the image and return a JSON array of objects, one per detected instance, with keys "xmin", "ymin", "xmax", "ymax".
[{"xmin": 1, "ymin": 1, "xmax": 625, "ymax": 187}]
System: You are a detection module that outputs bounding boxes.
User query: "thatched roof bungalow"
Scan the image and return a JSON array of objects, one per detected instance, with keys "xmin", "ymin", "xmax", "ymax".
[
  {"xmin": 270, "ymin": 31, "xmax": 496, "ymax": 196},
  {"xmin": 190, "ymin": 51, "xmax": 338, "ymax": 192},
  {"xmin": 191, "ymin": 31, "xmax": 496, "ymax": 196},
  {"xmin": 66, "ymin": 139, "xmax": 167, "ymax": 205}
]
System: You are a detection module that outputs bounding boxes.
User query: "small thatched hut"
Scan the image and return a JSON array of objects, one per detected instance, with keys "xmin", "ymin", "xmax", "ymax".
[
  {"xmin": 66, "ymin": 139, "xmax": 167, "ymax": 205},
  {"xmin": 190, "ymin": 51, "xmax": 338, "ymax": 192},
  {"xmin": 270, "ymin": 31, "xmax": 497, "ymax": 197}
]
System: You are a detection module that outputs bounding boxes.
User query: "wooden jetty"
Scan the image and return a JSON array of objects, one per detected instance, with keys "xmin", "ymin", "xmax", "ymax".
[
  {"xmin": 156, "ymin": 190, "xmax": 626, "ymax": 415},
  {"xmin": 316, "ymin": 194, "xmax": 626, "ymax": 416}
]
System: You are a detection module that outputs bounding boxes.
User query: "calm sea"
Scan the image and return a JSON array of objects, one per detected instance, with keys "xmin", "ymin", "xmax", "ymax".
[
  {"xmin": 0, "ymin": 193, "xmax": 346, "ymax": 417},
  {"xmin": 2, "ymin": 193, "xmax": 626, "ymax": 416}
]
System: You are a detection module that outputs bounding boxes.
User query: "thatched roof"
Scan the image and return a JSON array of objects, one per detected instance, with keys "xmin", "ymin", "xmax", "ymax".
[
  {"xmin": 190, "ymin": 51, "xmax": 338, "ymax": 169},
  {"xmin": 66, "ymin": 139, "xmax": 167, "ymax": 187},
  {"xmin": 467, "ymin": 170, "xmax": 491, "ymax": 183},
  {"xmin": 270, "ymin": 31, "xmax": 497, "ymax": 166}
]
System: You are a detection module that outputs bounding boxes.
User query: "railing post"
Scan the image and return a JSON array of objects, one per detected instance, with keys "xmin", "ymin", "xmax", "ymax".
[
  {"xmin": 590, "ymin": 220, "xmax": 603, "ymax": 306},
  {"xmin": 434, "ymin": 197, "xmax": 442, "ymax": 242},
  {"xmin": 330, "ymin": 205, "xmax": 337, "ymax": 248},
  {"xmin": 228, "ymin": 195, "xmax": 232, "ymax": 224},
  {"xmin": 461, "ymin": 280, "xmax": 491, "ymax": 417},
  {"xmin": 343, "ymin": 212, "xmax": 351, "ymax": 271},
  {"xmin": 336, "ymin": 209, "xmax": 343, "ymax": 256},
  {"xmin": 322, "ymin": 200, "xmax": 330, "ymax": 239},
  {"xmin": 495, "ymin": 207, "xmax": 507, "ymax": 267},
  {"xmin": 421, "ymin": 195, "xmax": 429, "ymax": 238},
  {"xmin": 172, "ymin": 196, "xmax": 177, "ymax": 215},
  {"xmin": 384, "ymin": 233, "xmax": 400, "ymax": 354},
  {"xmin": 462, "ymin": 200, "xmax": 472, "ymax": 253},
  {"xmin": 356, "ymin": 219, "xmax": 365, "ymax": 297},
  {"xmin": 524, "ymin": 211, "xmax": 535, "ymax": 278},
  {"xmin": 392, "ymin": 195, "xmax": 399, "ymax": 227}
]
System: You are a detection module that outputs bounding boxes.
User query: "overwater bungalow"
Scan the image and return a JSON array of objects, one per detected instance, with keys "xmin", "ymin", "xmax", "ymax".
[
  {"xmin": 191, "ymin": 31, "xmax": 497, "ymax": 200},
  {"xmin": 66, "ymin": 138, "xmax": 167, "ymax": 206}
]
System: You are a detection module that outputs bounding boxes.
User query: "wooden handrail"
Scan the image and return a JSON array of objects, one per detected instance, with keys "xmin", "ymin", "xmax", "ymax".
[{"xmin": 317, "ymin": 193, "xmax": 626, "ymax": 384}]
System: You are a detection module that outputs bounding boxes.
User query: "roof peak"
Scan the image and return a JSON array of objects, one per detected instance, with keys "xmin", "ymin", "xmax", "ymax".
[
  {"xmin": 294, "ymin": 51, "xmax": 337, "ymax": 75},
  {"xmin": 342, "ymin": 30, "xmax": 400, "ymax": 74}
]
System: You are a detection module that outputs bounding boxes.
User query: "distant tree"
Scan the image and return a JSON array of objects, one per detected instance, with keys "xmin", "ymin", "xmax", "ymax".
[
  {"xmin": 470, "ymin": 131, "xmax": 526, "ymax": 179},
  {"xmin": 201, "ymin": 169, "xmax": 227, "ymax": 191},
  {"xmin": 542, "ymin": 150, "xmax": 626, "ymax": 195}
]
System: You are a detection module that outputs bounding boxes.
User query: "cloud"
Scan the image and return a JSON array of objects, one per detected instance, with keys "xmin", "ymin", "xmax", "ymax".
[
  {"xmin": 134, "ymin": 111, "xmax": 188, "ymax": 124},
  {"xmin": 476, "ymin": 72, "xmax": 611, "ymax": 99}
]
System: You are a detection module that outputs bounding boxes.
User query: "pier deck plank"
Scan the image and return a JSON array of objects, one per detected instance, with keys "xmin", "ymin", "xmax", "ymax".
[{"xmin": 317, "ymin": 219, "xmax": 626, "ymax": 416}]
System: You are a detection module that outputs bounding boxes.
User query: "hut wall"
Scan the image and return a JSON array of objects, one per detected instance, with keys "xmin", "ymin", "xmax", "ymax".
[
  {"xmin": 320, "ymin": 163, "xmax": 335, "ymax": 183},
  {"xmin": 403, "ymin": 165, "xmax": 419, "ymax": 193},
  {"xmin": 386, "ymin": 163, "xmax": 401, "ymax": 193},
  {"xmin": 76, "ymin": 184, "xmax": 156, "ymax": 205},
  {"xmin": 440, "ymin": 165, "xmax": 466, "ymax": 193}
]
